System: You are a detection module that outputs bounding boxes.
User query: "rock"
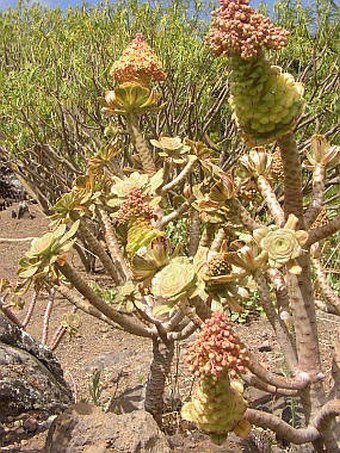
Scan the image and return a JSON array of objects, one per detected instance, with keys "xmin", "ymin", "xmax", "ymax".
[
  {"xmin": 0, "ymin": 313, "xmax": 73, "ymax": 445},
  {"xmin": 45, "ymin": 403, "xmax": 172, "ymax": 453},
  {"xmin": 108, "ymin": 384, "xmax": 145, "ymax": 414},
  {"xmin": 258, "ymin": 340, "xmax": 272, "ymax": 352}
]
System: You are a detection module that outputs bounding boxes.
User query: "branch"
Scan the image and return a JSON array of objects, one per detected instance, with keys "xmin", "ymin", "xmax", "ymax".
[
  {"xmin": 58, "ymin": 262, "xmax": 153, "ymax": 338},
  {"xmin": 257, "ymin": 175, "xmax": 285, "ymax": 226},
  {"xmin": 266, "ymin": 268, "xmax": 291, "ymax": 313},
  {"xmin": 97, "ymin": 207, "xmax": 132, "ymax": 282},
  {"xmin": 126, "ymin": 113, "xmax": 156, "ymax": 175},
  {"xmin": 228, "ymin": 198, "xmax": 263, "ymax": 231},
  {"xmin": 0, "ymin": 297, "xmax": 23, "ymax": 327},
  {"xmin": 161, "ymin": 157, "xmax": 197, "ymax": 194},
  {"xmin": 277, "ymin": 133, "xmax": 304, "ymax": 226},
  {"xmin": 254, "ymin": 272, "xmax": 298, "ymax": 369},
  {"xmin": 41, "ymin": 288, "xmax": 55, "ymax": 345},
  {"xmin": 314, "ymin": 399, "xmax": 340, "ymax": 432},
  {"xmin": 241, "ymin": 373, "xmax": 299, "ymax": 396},
  {"xmin": 245, "ymin": 409, "xmax": 319, "ymax": 444},
  {"xmin": 304, "ymin": 165, "xmax": 326, "ymax": 229},
  {"xmin": 210, "ymin": 227, "xmax": 226, "ymax": 253},
  {"xmin": 157, "ymin": 195, "xmax": 195, "ymax": 229},
  {"xmin": 77, "ymin": 219, "xmax": 121, "ymax": 284},
  {"xmin": 306, "ymin": 215, "xmax": 340, "ymax": 247},
  {"xmin": 56, "ymin": 283, "xmax": 117, "ymax": 328},
  {"xmin": 247, "ymin": 351, "xmax": 312, "ymax": 390},
  {"xmin": 168, "ymin": 320, "xmax": 198, "ymax": 341},
  {"xmin": 188, "ymin": 210, "xmax": 201, "ymax": 257}
]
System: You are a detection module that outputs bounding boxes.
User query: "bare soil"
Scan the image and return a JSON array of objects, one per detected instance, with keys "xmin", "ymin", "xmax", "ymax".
[{"xmin": 0, "ymin": 203, "xmax": 338, "ymax": 452}]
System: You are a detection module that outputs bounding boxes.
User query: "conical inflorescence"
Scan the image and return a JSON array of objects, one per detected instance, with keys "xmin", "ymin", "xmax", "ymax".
[
  {"xmin": 206, "ymin": 0, "xmax": 305, "ymax": 145},
  {"xmin": 182, "ymin": 311, "xmax": 251, "ymax": 444},
  {"xmin": 110, "ymin": 33, "xmax": 166, "ymax": 87},
  {"xmin": 117, "ymin": 187, "xmax": 164, "ymax": 258}
]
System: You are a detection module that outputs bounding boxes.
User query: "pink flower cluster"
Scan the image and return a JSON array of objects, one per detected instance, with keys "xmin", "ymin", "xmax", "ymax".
[
  {"xmin": 186, "ymin": 311, "xmax": 249, "ymax": 378},
  {"xmin": 117, "ymin": 187, "xmax": 154, "ymax": 224},
  {"xmin": 110, "ymin": 33, "xmax": 166, "ymax": 86},
  {"xmin": 206, "ymin": 0, "xmax": 289, "ymax": 59}
]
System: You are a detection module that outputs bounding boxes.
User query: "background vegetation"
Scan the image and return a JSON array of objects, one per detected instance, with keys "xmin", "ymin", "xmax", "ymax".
[{"xmin": 0, "ymin": 0, "xmax": 338, "ymax": 210}]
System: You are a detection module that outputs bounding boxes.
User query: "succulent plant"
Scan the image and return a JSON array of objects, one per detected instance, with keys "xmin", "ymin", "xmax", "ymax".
[
  {"xmin": 151, "ymin": 256, "xmax": 197, "ymax": 303},
  {"xmin": 182, "ymin": 311, "xmax": 250, "ymax": 444},
  {"xmin": 126, "ymin": 219, "xmax": 165, "ymax": 261},
  {"xmin": 228, "ymin": 241, "xmax": 268, "ymax": 274},
  {"xmin": 304, "ymin": 134, "xmax": 340, "ymax": 169},
  {"xmin": 237, "ymin": 148, "xmax": 272, "ymax": 178},
  {"xmin": 205, "ymin": 0, "xmax": 304, "ymax": 145},
  {"xmin": 109, "ymin": 171, "xmax": 164, "ymax": 205},
  {"xmin": 61, "ymin": 312, "xmax": 81, "ymax": 335},
  {"xmin": 228, "ymin": 56, "xmax": 305, "ymax": 146},
  {"xmin": 185, "ymin": 311, "xmax": 249, "ymax": 378},
  {"xmin": 49, "ymin": 192, "xmax": 87, "ymax": 224},
  {"xmin": 87, "ymin": 140, "xmax": 122, "ymax": 176},
  {"xmin": 253, "ymin": 214, "xmax": 308, "ymax": 274},
  {"xmin": 183, "ymin": 138, "xmax": 212, "ymax": 160},
  {"xmin": 114, "ymin": 281, "xmax": 145, "ymax": 313},
  {"xmin": 181, "ymin": 375, "xmax": 251, "ymax": 445},
  {"xmin": 110, "ymin": 33, "xmax": 166, "ymax": 87},
  {"xmin": 203, "ymin": 252, "xmax": 246, "ymax": 309},
  {"xmin": 206, "ymin": 0, "xmax": 289, "ymax": 60},
  {"xmin": 102, "ymin": 82, "xmax": 164, "ymax": 116},
  {"xmin": 150, "ymin": 135, "xmax": 191, "ymax": 163},
  {"xmin": 193, "ymin": 162, "xmax": 235, "ymax": 224},
  {"xmin": 116, "ymin": 187, "xmax": 154, "ymax": 224},
  {"xmin": 17, "ymin": 221, "xmax": 79, "ymax": 294}
]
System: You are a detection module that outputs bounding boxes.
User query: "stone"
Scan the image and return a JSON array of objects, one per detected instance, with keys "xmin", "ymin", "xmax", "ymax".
[
  {"xmin": 45, "ymin": 403, "xmax": 172, "ymax": 453},
  {"xmin": 0, "ymin": 313, "xmax": 73, "ymax": 446}
]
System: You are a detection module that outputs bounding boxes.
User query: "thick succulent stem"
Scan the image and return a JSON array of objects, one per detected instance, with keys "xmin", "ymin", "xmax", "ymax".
[
  {"xmin": 41, "ymin": 287, "xmax": 55, "ymax": 344},
  {"xmin": 256, "ymin": 175, "xmax": 285, "ymax": 226},
  {"xmin": 277, "ymin": 133, "xmax": 304, "ymax": 226},
  {"xmin": 304, "ymin": 165, "xmax": 326, "ymax": 229},
  {"xmin": 97, "ymin": 207, "xmax": 132, "ymax": 282},
  {"xmin": 144, "ymin": 337, "xmax": 175, "ymax": 425},
  {"xmin": 188, "ymin": 210, "xmax": 201, "ymax": 257},
  {"xmin": 210, "ymin": 227, "xmax": 226, "ymax": 253},
  {"xmin": 278, "ymin": 132, "xmax": 325, "ymax": 424},
  {"xmin": 0, "ymin": 298, "xmax": 22, "ymax": 326},
  {"xmin": 199, "ymin": 223, "xmax": 218, "ymax": 248},
  {"xmin": 247, "ymin": 350, "xmax": 311, "ymax": 390},
  {"xmin": 22, "ymin": 289, "xmax": 39, "ymax": 328},
  {"xmin": 126, "ymin": 113, "xmax": 157, "ymax": 175},
  {"xmin": 157, "ymin": 195, "xmax": 195, "ymax": 229},
  {"xmin": 254, "ymin": 272, "xmax": 297, "ymax": 369},
  {"xmin": 161, "ymin": 157, "xmax": 197, "ymax": 194},
  {"xmin": 56, "ymin": 283, "xmax": 117, "ymax": 328},
  {"xmin": 242, "ymin": 373, "xmax": 300, "ymax": 396},
  {"xmin": 266, "ymin": 268, "xmax": 291, "ymax": 313},
  {"xmin": 306, "ymin": 214, "xmax": 340, "ymax": 246},
  {"xmin": 77, "ymin": 219, "xmax": 121, "ymax": 283},
  {"xmin": 228, "ymin": 198, "xmax": 263, "ymax": 231},
  {"xmin": 245, "ymin": 409, "xmax": 320, "ymax": 444},
  {"xmin": 58, "ymin": 262, "xmax": 153, "ymax": 338},
  {"xmin": 168, "ymin": 321, "xmax": 198, "ymax": 341}
]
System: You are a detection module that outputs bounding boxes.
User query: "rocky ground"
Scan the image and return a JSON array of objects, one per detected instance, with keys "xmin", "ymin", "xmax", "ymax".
[{"xmin": 0, "ymin": 202, "xmax": 338, "ymax": 452}]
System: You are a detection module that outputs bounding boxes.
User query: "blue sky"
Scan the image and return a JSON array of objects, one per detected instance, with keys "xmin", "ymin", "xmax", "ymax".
[{"xmin": 0, "ymin": 0, "xmax": 277, "ymax": 12}]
